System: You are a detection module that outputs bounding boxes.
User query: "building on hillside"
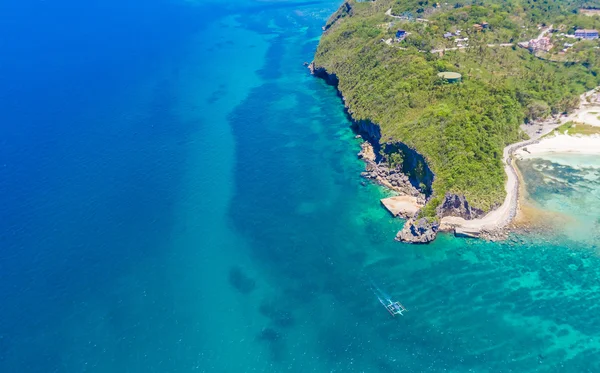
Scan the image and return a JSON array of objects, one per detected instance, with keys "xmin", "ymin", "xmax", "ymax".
[
  {"xmin": 395, "ymin": 29, "xmax": 407, "ymax": 41},
  {"xmin": 443, "ymin": 32, "xmax": 453, "ymax": 38},
  {"xmin": 481, "ymin": 22, "xmax": 489, "ymax": 29},
  {"xmin": 473, "ymin": 24, "xmax": 483, "ymax": 32},
  {"xmin": 528, "ymin": 36, "xmax": 553, "ymax": 52},
  {"xmin": 574, "ymin": 29, "xmax": 599, "ymax": 39}
]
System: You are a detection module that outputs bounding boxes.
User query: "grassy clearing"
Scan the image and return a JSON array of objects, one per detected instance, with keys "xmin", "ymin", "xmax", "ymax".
[{"xmin": 549, "ymin": 121, "xmax": 600, "ymax": 136}]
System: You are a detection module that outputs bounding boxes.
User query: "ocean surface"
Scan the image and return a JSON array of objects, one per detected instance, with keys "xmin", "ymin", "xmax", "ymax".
[{"xmin": 1, "ymin": 0, "xmax": 600, "ymax": 372}]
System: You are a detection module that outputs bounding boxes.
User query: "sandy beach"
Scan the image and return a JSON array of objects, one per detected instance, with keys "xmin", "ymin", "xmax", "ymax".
[
  {"xmin": 440, "ymin": 140, "xmax": 531, "ymax": 236},
  {"xmin": 441, "ymin": 87, "xmax": 600, "ymax": 237},
  {"xmin": 517, "ymin": 134, "xmax": 600, "ymax": 156}
]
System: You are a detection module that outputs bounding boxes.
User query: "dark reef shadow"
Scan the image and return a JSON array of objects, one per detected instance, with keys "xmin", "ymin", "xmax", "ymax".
[{"xmin": 228, "ymin": 266, "xmax": 256, "ymax": 294}]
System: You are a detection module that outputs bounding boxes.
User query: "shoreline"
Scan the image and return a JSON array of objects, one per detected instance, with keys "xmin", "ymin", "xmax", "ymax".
[
  {"xmin": 439, "ymin": 138, "xmax": 537, "ymax": 238},
  {"xmin": 440, "ymin": 87, "xmax": 600, "ymax": 238},
  {"xmin": 516, "ymin": 134, "xmax": 600, "ymax": 156},
  {"xmin": 310, "ymin": 60, "xmax": 600, "ymax": 241}
]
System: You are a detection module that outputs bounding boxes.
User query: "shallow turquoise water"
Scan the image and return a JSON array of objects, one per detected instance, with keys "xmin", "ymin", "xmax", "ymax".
[
  {"xmin": 518, "ymin": 154, "xmax": 600, "ymax": 246},
  {"xmin": 1, "ymin": 0, "xmax": 600, "ymax": 372}
]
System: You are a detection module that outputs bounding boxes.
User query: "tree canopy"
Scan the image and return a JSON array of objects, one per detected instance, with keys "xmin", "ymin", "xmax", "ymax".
[{"xmin": 315, "ymin": 0, "xmax": 600, "ymax": 213}]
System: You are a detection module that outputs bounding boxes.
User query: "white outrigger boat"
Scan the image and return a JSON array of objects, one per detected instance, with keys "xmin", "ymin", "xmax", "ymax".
[
  {"xmin": 378, "ymin": 297, "xmax": 408, "ymax": 317},
  {"xmin": 371, "ymin": 281, "xmax": 408, "ymax": 317}
]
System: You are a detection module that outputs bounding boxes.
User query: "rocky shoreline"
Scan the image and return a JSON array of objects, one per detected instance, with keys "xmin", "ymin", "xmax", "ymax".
[
  {"xmin": 309, "ymin": 61, "xmax": 538, "ymax": 244},
  {"xmin": 358, "ymin": 142, "xmax": 425, "ymax": 199}
]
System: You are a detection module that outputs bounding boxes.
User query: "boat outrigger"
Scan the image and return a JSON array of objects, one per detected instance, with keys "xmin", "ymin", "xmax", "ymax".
[
  {"xmin": 378, "ymin": 297, "xmax": 408, "ymax": 317},
  {"xmin": 371, "ymin": 281, "xmax": 408, "ymax": 317}
]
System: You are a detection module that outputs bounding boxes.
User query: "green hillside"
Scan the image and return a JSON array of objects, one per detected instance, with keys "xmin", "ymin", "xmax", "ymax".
[{"xmin": 314, "ymin": 0, "xmax": 600, "ymax": 214}]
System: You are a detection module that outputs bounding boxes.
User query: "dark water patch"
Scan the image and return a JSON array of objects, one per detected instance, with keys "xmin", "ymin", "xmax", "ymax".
[
  {"xmin": 228, "ymin": 266, "xmax": 257, "ymax": 294},
  {"xmin": 259, "ymin": 299, "xmax": 295, "ymax": 327},
  {"xmin": 257, "ymin": 327, "xmax": 286, "ymax": 362},
  {"xmin": 257, "ymin": 326, "xmax": 281, "ymax": 342},
  {"xmin": 257, "ymin": 35, "xmax": 285, "ymax": 80}
]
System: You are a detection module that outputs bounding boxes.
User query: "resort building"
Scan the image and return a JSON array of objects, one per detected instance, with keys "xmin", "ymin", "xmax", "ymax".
[{"xmin": 574, "ymin": 29, "xmax": 599, "ymax": 39}]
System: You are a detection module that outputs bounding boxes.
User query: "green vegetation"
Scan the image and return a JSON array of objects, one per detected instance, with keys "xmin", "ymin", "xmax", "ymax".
[
  {"xmin": 315, "ymin": 0, "xmax": 600, "ymax": 213},
  {"xmin": 550, "ymin": 121, "xmax": 600, "ymax": 136}
]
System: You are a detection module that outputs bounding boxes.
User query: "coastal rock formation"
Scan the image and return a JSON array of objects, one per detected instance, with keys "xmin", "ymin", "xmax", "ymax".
[
  {"xmin": 436, "ymin": 193, "xmax": 485, "ymax": 220},
  {"xmin": 360, "ymin": 161, "xmax": 423, "ymax": 197},
  {"xmin": 357, "ymin": 141, "xmax": 376, "ymax": 162},
  {"xmin": 383, "ymin": 143, "xmax": 434, "ymax": 195},
  {"xmin": 323, "ymin": 1, "xmax": 353, "ymax": 31},
  {"xmin": 395, "ymin": 218, "xmax": 439, "ymax": 244},
  {"xmin": 308, "ymin": 62, "xmax": 339, "ymax": 86},
  {"xmin": 357, "ymin": 120, "xmax": 382, "ymax": 142}
]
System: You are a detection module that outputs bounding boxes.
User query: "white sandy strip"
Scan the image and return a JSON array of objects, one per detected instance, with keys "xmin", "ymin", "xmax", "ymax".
[
  {"xmin": 441, "ymin": 135, "xmax": 600, "ymax": 234},
  {"xmin": 517, "ymin": 134, "xmax": 600, "ymax": 156},
  {"xmin": 380, "ymin": 196, "xmax": 423, "ymax": 218},
  {"xmin": 440, "ymin": 87, "xmax": 600, "ymax": 235},
  {"xmin": 440, "ymin": 141, "xmax": 529, "ymax": 233},
  {"xmin": 576, "ymin": 108, "xmax": 600, "ymax": 127}
]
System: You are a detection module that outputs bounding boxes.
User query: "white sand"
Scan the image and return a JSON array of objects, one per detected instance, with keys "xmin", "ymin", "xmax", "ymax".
[
  {"xmin": 441, "ymin": 134, "xmax": 600, "ymax": 235},
  {"xmin": 380, "ymin": 196, "xmax": 423, "ymax": 218},
  {"xmin": 517, "ymin": 134, "xmax": 600, "ymax": 156},
  {"xmin": 576, "ymin": 108, "xmax": 600, "ymax": 127},
  {"xmin": 440, "ymin": 141, "xmax": 522, "ymax": 234},
  {"xmin": 441, "ymin": 88, "xmax": 600, "ymax": 236}
]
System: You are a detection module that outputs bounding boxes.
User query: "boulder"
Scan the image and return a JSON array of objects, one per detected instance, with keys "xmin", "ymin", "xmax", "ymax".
[{"xmin": 395, "ymin": 218, "xmax": 439, "ymax": 244}]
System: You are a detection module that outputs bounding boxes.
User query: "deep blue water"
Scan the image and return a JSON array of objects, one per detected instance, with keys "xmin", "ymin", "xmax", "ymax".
[{"xmin": 2, "ymin": 0, "xmax": 600, "ymax": 372}]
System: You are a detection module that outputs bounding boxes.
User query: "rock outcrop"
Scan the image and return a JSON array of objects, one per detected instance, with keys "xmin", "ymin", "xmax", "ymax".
[
  {"xmin": 357, "ymin": 141, "xmax": 376, "ymax": 162},
  {"xmin": 436, "ymin": 193, "xmax": 484, "ymax": 220},
  {"xmin": 395, "ymin": 218, "xmax": 439, "ymax": 244},
  {"xmin": 360, "ymin": 161, "xmax": 423, "ymax": 197},
  {"xmin": 308, "ymin": 62, "xmax": 339, "ymax": 85}
]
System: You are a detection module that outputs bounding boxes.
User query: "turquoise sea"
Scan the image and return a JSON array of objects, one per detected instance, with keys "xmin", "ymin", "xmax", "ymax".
[{"xmin": 1, "ymin": 0, "xmax": 600, "ymax": 372}]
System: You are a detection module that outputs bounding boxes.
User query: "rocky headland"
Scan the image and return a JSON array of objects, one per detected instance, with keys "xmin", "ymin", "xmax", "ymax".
[
  {"xmin": 310, "ymin": 62, "xmax": 495, "ymax": 243},
  {"xmin": 310, "ymin": 60, "xmax": 600, "ymax": 244}
]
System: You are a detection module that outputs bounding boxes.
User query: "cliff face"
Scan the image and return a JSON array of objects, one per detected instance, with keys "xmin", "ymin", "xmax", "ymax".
[
  {"xmin": 310, "ymin": 62, "xmax": 433, "ymax": 194},
  {"xmin": 436, "ymin": 193, "xmax": 485, "ymax": 220},
  {"xmin": 308, "ymin": 62, "xmax": 339, "ymax": 86},
  {"xmin": 383, "ymin": 142, "xmax": 434, "ymax": 197},
  {"xmin": 323, "ymin": 1, "xmax": 353, "ymax": 31},
  {"xmin": 310, "ymin": 62, "xmax": 440, "ymax": 243}
]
